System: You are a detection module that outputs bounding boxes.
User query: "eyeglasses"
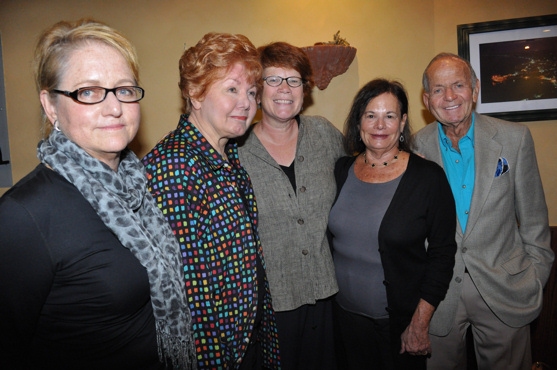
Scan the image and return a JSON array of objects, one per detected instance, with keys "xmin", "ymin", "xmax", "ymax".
[
  {"xmin": 263, "ymin": 76, "xmax": 304, "ymax": 88},
  {"xmin": 51, "ymin": 86, "xmax": 145, "ymax": 104}
]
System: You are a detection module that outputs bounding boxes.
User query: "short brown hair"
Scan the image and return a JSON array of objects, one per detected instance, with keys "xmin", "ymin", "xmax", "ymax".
[{"xmin": 258, "ymin": 42, "xmax": 314, "ymax": 95}]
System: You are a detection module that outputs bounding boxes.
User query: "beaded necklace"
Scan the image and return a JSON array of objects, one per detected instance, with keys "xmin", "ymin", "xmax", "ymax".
[{"xmin": 363, "ymin": 149, "xmax": 401, "ymax": 168}]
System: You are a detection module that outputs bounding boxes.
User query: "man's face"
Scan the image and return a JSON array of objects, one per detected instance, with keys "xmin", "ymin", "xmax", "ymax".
[{"xmin": 423, "ymin": 57, "xmax": 479, "ymax": 129}]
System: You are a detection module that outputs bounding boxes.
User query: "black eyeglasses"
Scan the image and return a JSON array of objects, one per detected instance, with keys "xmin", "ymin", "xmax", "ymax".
[
  {"xmin": 263, "ymin": 76, "xmax": 305, "ymax": 88},
  {"xmin": 51, "ymin": 86, "xmax": 145, "ymax": 104}
]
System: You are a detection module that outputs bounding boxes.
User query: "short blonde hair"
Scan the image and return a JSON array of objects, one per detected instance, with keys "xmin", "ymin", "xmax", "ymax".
[
  {"xmin": 178, "ymin": 32, "xmax": 262, "ymax": 113},
  {"xmin": 33, "ymin": 18, "xmax": 139, "ymax": 137}
]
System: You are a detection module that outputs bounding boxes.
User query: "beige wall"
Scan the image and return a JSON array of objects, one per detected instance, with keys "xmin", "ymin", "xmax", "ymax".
[{"xmin": 0, "ymin": 0, "xmax": 555, "ymax": 224}]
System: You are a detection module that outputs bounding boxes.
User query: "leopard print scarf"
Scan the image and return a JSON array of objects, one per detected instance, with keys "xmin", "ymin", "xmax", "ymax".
[{"xmin": 37, "ymin": 130, "xmax": 196, "ymax": 369}]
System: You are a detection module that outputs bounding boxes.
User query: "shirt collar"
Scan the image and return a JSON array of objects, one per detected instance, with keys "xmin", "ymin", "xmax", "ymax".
[
  {"xmin": 437, "ymin": 113, "xmax": 476, "ymax": 150},
  {"xmin": 178, "ymin": 114, "xmax": 239, "ymax": 170}
]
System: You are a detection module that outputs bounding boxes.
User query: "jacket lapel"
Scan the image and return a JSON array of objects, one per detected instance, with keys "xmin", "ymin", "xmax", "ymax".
[
  {"xmin": 242, "ymin": 129, "xmax": 281, "ymax": 169},
  {"xmin": 463, "ymin": 115, "xmax": 501, "ymax": 239}
]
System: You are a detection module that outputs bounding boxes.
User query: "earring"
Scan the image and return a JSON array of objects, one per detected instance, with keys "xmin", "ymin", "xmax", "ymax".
[
  {"xmin": 399, "ymin": 134, "xmax": 404, "ymax": 142},
  {"xmin": 54, "ymin": 120, "xmax": 61, "ymax": 132}
]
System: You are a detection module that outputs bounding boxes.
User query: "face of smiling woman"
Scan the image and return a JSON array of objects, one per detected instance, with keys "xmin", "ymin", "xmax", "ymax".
[
  {"xmin": 40, "ymin": 41, "xmax": 140, "ymax": 171},
  {"xmin": 260, "ymin": 66, "xmax": 304, "ymax": 125},
  {"xmin": 189, "ymin": 62, "xmax": 258, "ymax": 154},
  {"xmin": 360, "ymin": 92, "xmax": 407, "ymax": 157}
]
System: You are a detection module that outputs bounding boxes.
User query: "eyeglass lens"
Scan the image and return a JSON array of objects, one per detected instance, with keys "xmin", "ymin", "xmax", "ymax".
[
  {"xmin": 53, "ymin": 86, "xmax": 144, "ymax": 104},
  {"xmin": 264, "ymin": 76, "xmax": 303, "ymax": 87},
  {"xmin": 77, "ymin": 87, "xmax": 143, "ymax": 103}
]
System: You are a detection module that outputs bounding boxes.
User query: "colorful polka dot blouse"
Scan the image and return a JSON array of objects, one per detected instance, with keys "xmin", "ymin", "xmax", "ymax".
[{"xmin": 143, "ymin": 115, "xmax": 280, "ymax": 369}]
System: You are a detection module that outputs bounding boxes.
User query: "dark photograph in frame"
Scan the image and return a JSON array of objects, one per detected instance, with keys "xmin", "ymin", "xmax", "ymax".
[{"xmin": 458, "ymin": 14, "xmax": 557, "ymax": 122}]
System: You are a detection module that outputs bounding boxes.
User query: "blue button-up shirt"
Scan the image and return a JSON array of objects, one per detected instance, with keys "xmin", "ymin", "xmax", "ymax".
[{"xmin": 438, "ymin": 115, "xmax": 475, "ymax": 233}]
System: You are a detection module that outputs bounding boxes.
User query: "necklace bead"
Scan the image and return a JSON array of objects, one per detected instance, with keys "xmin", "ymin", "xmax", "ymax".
[{"xmin": 364, "ymin": 150, "xmax": 400, "ymax": 168}]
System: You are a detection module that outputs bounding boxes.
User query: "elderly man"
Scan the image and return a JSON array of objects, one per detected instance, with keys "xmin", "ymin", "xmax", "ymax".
[{"xmin": 413, "ymin": 52, "xmax": 554, "ymax": 370}]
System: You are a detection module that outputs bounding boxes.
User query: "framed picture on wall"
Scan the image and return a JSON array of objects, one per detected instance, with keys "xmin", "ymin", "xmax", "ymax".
[{"xmin": 457, "ymin": 14, "xmax": 557, "ymax": 122}]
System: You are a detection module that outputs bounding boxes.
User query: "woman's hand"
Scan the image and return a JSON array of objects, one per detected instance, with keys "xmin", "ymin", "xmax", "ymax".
[{"xmin": 400, "ymin": 299, "xmax": 435, "ymax": 356}]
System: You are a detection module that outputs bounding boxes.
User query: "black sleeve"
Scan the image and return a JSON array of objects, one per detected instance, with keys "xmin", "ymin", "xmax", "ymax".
[
  {"xmin": 420, "ymin": 165, "xmax": 457, "ymax": 308},
  {"xmin": 0, "ymin": 195, "xmax": 54, "ymax": 369},
  {"xmin": 333, "ymin": 156, "xmax": 356, "ymax": 201}
]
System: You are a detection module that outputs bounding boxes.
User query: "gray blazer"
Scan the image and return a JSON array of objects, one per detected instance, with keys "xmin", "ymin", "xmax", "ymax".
[
  {"xmin": 238, "ymin": 115, "xmax": 345, "ymax": 311},
  {"xmin": 413, "ymin": 113, "xmax": 554, "ymax": 336}
]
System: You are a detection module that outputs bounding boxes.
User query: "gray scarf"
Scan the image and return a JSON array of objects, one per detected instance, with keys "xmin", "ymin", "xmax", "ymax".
[{"xmin": 37, "ymin": 130, "xmax": 196, "ymax": 369}]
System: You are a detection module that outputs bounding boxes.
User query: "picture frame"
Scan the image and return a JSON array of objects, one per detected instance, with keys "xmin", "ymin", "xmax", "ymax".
[{"xmin": 457, "ymin": 14, "xmax": 557, "ymax": 122}]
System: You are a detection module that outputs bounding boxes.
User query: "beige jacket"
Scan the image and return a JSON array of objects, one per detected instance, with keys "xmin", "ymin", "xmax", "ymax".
[{"xmin": 413, "ymin": 113, "xmax": 553, "ymax": 335}]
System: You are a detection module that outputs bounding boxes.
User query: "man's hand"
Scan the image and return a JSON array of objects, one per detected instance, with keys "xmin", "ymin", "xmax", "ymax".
[{"xmin": 400, "ymin": 299, "xmax": 435, "ymax": 356}]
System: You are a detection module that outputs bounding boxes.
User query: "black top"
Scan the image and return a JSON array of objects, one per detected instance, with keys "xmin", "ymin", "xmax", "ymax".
[
  {"xmin": 0, "ymin": 164, "xmax": 165, "ymax": 370},
  {"xmin": 279, "ymin": 161, "xmax": 296, "ymax": 191}
]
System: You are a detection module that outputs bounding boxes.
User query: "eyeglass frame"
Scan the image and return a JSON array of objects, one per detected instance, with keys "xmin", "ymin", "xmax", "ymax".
[
  {"xmin": 51, "ymin": 86, "xmax": 145, "ymax": 105},
  {"xmin": 263, "ymin": 76, "xmax": 305, "ymax": 88}
]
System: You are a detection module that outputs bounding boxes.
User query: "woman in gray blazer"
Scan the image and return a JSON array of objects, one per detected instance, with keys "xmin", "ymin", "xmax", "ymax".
[{"xmin": 238, "ymin": 41, "xmax": 344, "ymax": 370}]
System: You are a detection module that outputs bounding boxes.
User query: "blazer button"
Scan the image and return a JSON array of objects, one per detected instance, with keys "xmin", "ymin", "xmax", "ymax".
[
  {"xmin": 302, "ymin": 249, "xmax": 309, "ymax": 255},
  {"xmin": 383, "ymin": 280, "xmax": 389, "ymax": 286},
  {"xmin": 297, "ymin": 219, "xmax": 304, "ymax": 225},
  {"xmin": 298, "ymin": 156, "xmax": 305, "ymax": 162},
  {"xmin": 455, "ymin": 276, "xmax": 462, "ymax": 283},
  {"xmin": 299, "ymin": 186, "xmax": 306, "ymax": 193},
  {"xmin": 462, "ymin": 247, "xmax": 467, "ymax": 253}
]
